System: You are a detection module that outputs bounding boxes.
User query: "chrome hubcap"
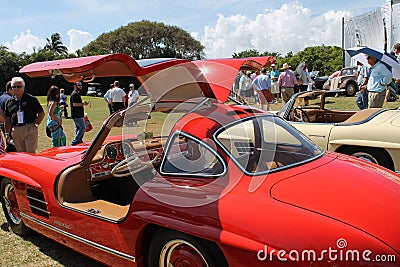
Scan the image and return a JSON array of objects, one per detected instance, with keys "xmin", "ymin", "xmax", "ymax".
[
  {"xmin": 348, "ymin": 85, "xmax": 355, "ymax": 95},
  {"xmin": 352, "ymin": 152, "xmax": 378, "ymax": 164},
  {"xmin": 2, "ymin": 183, "xmax": 22, "ymax": 225},
  {"xmin": 160, "ymin": 239, "xmax": 208, "ymax": 267}
]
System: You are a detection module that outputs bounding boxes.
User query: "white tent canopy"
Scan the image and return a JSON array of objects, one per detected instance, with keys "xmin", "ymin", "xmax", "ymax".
[{"xmin": 344, "ymin": 0, "xmax": 400, "ymax": 66}]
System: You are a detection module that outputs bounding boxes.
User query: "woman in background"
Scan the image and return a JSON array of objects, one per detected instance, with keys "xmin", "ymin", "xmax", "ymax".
[{"xmin": 47, "ymin": 85, "xmax": 66, "ymax": 147}]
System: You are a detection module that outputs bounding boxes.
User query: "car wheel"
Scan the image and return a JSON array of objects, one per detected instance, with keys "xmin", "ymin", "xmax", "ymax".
[
  {"xmin": 1, "ymin": 178, "xmax": 31, "ymax": 235},
  {"xmin": 148, "ymin": 230, "xmax": 227, "ymax": 267},
  {"xmin": 345, "ymin": 83, "xmax": 357, "ymax": 97},
  {"xmin": 340, "ymin": 147, "xmax": 393, "ymax": 171}
]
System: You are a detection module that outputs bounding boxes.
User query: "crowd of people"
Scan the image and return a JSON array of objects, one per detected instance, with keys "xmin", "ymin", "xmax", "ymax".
[
  {"xmin": 233, "ymin": 61, "xmax": 314, "ymax": 110},
  {"xmin": 232, "ymin": 43, "xmax": 400, "ymax": 112},
  {"xmin": 0, "ymin": 78, "xmax": 140, "ymax": 154}
]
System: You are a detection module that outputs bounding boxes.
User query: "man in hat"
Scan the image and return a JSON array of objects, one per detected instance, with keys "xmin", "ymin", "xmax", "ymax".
[
  {"xmin": 278, "ymin": 63, "xmax": 297, "ymax": 103},
  {"xmin": 270, "ymin": 64, "xmax": 280, "ymax": 103}
]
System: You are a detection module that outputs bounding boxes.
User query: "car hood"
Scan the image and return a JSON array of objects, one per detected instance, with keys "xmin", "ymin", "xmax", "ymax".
[
  {"xmin": 271, "ymin": 153, "xmax": 400, "ymax": 252},
  {"xmin": 20, "ymin": 54, "xmax": 274, "ymax": 104}
]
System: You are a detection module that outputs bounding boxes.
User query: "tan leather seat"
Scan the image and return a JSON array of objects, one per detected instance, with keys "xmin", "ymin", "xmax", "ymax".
[{"xmin": 343, "ymin": 108, "xmax": 382, "ymax": 123}]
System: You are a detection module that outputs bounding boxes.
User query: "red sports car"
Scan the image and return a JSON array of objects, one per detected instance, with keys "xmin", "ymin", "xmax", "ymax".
[{"xmin": 1, "ymin": 55, "xmax": 399, "ymax": 267}]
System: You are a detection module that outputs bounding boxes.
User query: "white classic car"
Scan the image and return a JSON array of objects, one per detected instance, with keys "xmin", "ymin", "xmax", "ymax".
[{"xmin": 277, "ymin": 90, "xmax": 400, "ymax": 173}]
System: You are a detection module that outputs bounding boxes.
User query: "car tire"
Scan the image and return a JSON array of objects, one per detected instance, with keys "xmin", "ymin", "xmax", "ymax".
[
  {"xmin": 147, "ymin": 230, "xmax": 227, "ymax": 267},
  {"xmin": 1, "ymin": 178, "xmax": 31, "ymax": 235},
  {"xmin": 340, "ymin": 147, "xmax": 393, "ymax": 171},
  {"xmin": 345, "ymin": 83, "xmax": 357, "ymax": 97}
]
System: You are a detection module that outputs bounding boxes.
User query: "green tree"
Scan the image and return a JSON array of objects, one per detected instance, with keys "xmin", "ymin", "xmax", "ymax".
[
  {"xmin": 81, "ymin": 20, "xmax": 204, "ymax": 60},
  {"xmin": 0, "ymin": 46, "xmax": 24, "ymax": 89},
  {"xmin": 44, "ymin": 33, "xmax": 68, "ymax": 55},
  {"xmin": 234, "ymin": 45, "xmax": 342, "ymax": 76},
  {"xmin": 232, "ymin": 49, "xmax": 261, "ymax": 58},
  {"xmin": 285, "ymin": 45, "xmax": 342, "ymax": 75}
]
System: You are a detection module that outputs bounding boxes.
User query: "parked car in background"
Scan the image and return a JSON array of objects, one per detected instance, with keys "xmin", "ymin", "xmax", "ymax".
[
  {"xmin": 87, "ymin": 82, "xmax": 102, "ymax": 96},
  {"xmin": 311, "ymin": 71, "xmax": 329, "ymax": 90},
  {"xmin": 278, "ymin": 90, "xmax": 400, "ymax": 173},
  {"xmin": 322, "ymin": 66, "xmax": 358, "ymax": 96}
]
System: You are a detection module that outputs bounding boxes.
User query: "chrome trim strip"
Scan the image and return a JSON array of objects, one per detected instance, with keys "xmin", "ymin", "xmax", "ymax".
[
  {"xmin": 26, "ymin": 195, "xmax": 48, "ymax": 205},
  {"xmin": 20, "ymin": 213, "xmax": 135, "ymax": 263},
  {"xmin": 308, "ymin": 134, "xmax": 326, "ymax": 138},
  {"xmin": 28, "ymin": 204, "xmax": 50, "ymax": 215}
]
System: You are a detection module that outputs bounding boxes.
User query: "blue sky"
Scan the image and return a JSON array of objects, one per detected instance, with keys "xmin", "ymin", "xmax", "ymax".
[{"xmin": 0, "ymin": 0, "xmax": 388, "ymax": 58}]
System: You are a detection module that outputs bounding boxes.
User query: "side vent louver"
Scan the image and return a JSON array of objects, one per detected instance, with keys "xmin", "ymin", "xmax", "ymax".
[{"xmin": 27, "ymin": 188, "xmax": 50, "ymax": 219}]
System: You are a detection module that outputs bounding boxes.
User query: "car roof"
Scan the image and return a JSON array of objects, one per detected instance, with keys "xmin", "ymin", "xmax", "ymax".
[{"xmin": 171, "ymin": 100, "xmax": 266, "ymax": 139}]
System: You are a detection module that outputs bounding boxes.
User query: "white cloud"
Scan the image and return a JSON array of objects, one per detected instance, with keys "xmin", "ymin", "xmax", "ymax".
[
  {"xmin": 5, "ymin": 30, "xmax": 46, "ymax": 54},
  {"xmin": 4, "ymin": 28, "xmax": 94, "ymax": 54},
  {"xmin": 201, "ymin": 2, "xmax": 353, "ymax": 58},
  {"xmin": 67, "ymin": 29, "xmax": 94, "ymax": 53},
  {"xmin": 4, "ymin": 1, "xmax": 354, "ymax": 59}
]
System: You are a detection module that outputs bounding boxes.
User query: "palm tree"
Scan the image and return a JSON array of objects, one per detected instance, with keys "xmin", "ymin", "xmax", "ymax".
[{"xmin": 44, "ymin": 33, "xmax": 68, "ymax": 55}]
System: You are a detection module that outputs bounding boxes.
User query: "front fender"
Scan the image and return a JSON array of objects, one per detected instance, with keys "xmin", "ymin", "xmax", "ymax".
[
  {"xmin": 0, "ymin": 153, "xmax": 67, "ymax": 189},
  {"xmin": 0, "ymin": 168, "xmax": 40, "ymax": 188}
]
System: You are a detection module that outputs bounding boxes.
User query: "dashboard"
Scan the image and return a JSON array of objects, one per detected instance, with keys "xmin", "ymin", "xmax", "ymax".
[
  {"xmin": 88, "ymin": 137, "xmax": 167, "ymax": 180},
  {"xmin": 89, "ymin": 141, "xmax": 134, "ymax": 179}
]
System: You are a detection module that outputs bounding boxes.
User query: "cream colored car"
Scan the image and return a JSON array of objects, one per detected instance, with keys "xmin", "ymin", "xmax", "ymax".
[{"xmin": 277, "ymin": 90, "xmax": 400, "ymax": 173}]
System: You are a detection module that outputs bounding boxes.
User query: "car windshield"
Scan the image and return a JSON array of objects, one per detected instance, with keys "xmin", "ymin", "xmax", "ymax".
[
  {"xmin": 215, "ymin": 115, "xmax": 324, "ymax": 174},
  {"xmin": 341, "ymin": 67, "xmax": 356, "ymax": 76}
]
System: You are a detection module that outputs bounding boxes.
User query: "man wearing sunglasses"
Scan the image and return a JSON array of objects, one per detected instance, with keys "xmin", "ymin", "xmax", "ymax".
[{"xmin": 4, "ymin": 77, "xmax": 44, "ymax": 153}]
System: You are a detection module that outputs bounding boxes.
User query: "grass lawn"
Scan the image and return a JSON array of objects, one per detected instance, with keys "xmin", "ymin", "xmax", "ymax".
[{"xmin": 1, "ymin": 93, "xmax": 399, "ymax": 266}]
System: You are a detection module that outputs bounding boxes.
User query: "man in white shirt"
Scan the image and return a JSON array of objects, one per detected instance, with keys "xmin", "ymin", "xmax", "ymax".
[
  {"xmin": 110, "ymin": 80, "xmax": 126, "ymax": 112},
  {"xmin": 128, "ymin": 84, "xmax": 139, "ymax": 106}
]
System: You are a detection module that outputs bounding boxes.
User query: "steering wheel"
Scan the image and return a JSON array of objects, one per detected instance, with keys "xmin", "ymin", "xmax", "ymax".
[
  {"xmin": 291, "ymin": 106, "xmax": 310, "ymax": 122},
  {"xmin": 111, "ymin": 150, "xmax": 160, "ymax": 178}
]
